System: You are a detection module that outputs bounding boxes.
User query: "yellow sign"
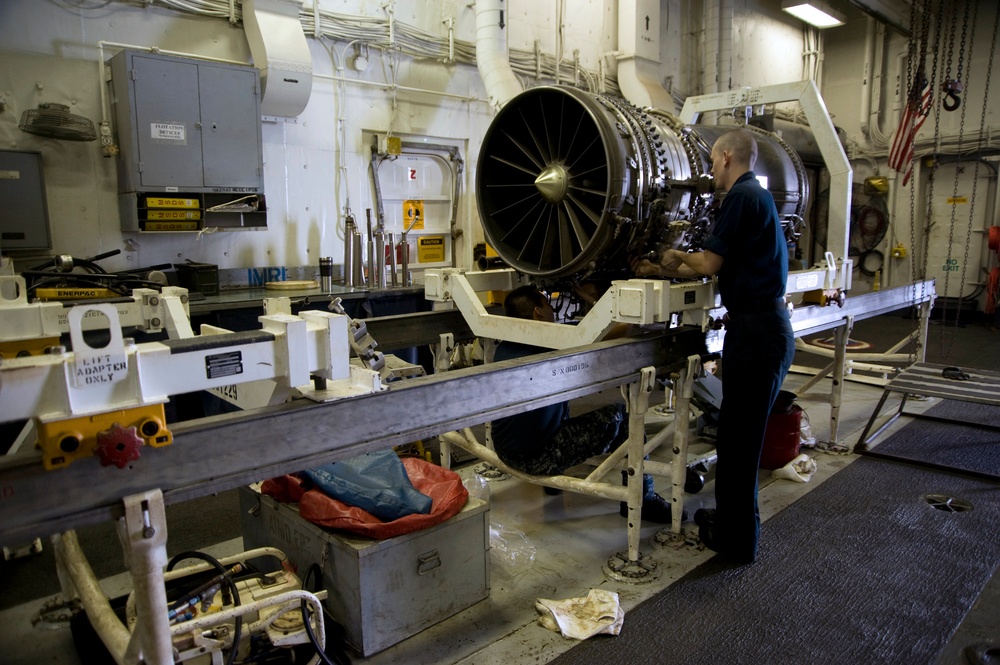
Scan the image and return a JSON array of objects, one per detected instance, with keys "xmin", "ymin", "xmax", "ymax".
[
  {"xmin": 147, "ymin": 209, "xmax": 202, "ymax": 220},
  {"xmin": 417, "ymin": 236, "xmax": 446, "ymax": 263},
  {"xmin": 145, "ymin": 220, "xmax": 200, "ymax": 231},
  {"xmin": 403, "ymin": 200, "xmax": 425, "ymax": 230},
  {"xmin": 36, "ymin": 288, "xmax": 118, "ymax": 300},
  {"xmin": 947, "ymin": 196, "xmax": 968, "ymax": 204},
  {"xmin": 145, "ymin": 196, "xmax": 199, "ymax": 209}
]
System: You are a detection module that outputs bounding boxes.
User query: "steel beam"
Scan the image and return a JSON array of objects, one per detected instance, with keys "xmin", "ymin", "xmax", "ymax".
[{"xmin": 0, "ymin": 329, "xmax": 706, "ymax": 546}]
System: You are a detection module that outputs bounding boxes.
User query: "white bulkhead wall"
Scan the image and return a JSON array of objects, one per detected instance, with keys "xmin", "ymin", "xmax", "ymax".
[{"xmin": 0, "ymin": 0, "xmax": 996, "ymax": 301}]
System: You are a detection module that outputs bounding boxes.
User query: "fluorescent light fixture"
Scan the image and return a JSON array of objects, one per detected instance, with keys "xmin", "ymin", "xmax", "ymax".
[{"xmin": 781, "ymin": 0, "xmax": 846, "ymax": 28}]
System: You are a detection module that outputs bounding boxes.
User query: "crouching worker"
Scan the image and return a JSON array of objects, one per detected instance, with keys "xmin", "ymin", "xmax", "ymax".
[{"xmin": 490, "ymin": 285, "xmax": 676, "ymax": 524}]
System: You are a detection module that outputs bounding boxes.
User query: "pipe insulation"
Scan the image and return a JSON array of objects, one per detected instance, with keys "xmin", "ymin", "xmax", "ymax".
[
  {"xmin": 475, "ymin": 0, "xmax": 523, "ymax": 109},
  {"xmin": 54, "ymin": 532, "xmax": 132, "ymax": 665},
  {"xmin": 617, "ymin": 0, "xmax": 673, "ymax": 110},
  {"xmin": 243, "ymin": 0, "xmax": 313, "ymax": 117}
]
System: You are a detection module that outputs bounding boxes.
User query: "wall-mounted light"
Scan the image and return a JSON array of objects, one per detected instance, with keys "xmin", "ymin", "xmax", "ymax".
[{"xmin": 781, "ymin": 0, "xmax": 846, "ymax": 28}]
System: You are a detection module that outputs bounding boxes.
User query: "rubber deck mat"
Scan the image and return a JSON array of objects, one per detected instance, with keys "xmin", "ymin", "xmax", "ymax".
[
  {"xmin": 550, "ymin": 457, "xmax": 1000, "ymax": 665},
  {"xmin": 866, "ymin": 400, "xmax": 1000, "ymax": 478}
]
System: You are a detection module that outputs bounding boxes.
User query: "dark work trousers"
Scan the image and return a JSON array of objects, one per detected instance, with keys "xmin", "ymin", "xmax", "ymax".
[
  {"xmin": 714, "ymin": 308, "xmax": 795, "ymax": 560},
  {"xmin": 498, "ymin": 403, "xmax": 626, "ymax": 476}
]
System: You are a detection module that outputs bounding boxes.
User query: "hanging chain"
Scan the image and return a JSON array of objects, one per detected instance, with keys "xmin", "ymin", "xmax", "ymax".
[
  {"xmin": 941, "ymin": 0, "xmax": 966, "ymax": 110},
  {"xmin": 907, "ymin": 0, "xmax": 931, "ymax": 287},
  {"xmin": 905, "ymin": 0, "xmax": 918, "ymax": 109},
  {"xmin": 955, "ymin": 1, "xmax": 970, "ymax": 84},
  {"xmin": 954, "ymin": 0, "xmax": 978, "ymax": 323},
  {"xmin": 942, "ymin": 0, "xmax": 977, "ymax": 346},
  {"xmin": 920, "ymin": 0, "xmax": 946, "ymax": 282},
  {"xmin": 958, "ymin": 4, "xmax": 998, "ymax": 328},
  {"xmin": 943, "ymin": 0, "xmax": 958, "ymax": 82},
  {"xmin": 907, "ymin": 0, "xmax": 934, "ymax": 363}
]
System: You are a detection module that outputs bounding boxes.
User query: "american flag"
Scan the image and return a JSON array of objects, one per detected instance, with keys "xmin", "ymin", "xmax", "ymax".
[{"xmin": 888, "ymin": 71, "xmax": 932, "ymax": 186}]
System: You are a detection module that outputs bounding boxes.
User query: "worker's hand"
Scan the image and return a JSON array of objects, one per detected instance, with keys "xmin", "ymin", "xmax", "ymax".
[{"xmin": 630, "ymin": 257, "xmax": 663, "ymax": 277}]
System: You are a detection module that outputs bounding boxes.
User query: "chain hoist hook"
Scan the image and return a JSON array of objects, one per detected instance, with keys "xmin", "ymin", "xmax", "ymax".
[{"xmin": 942, "ymin": 85, "xmax": 962, "ymax": 111}]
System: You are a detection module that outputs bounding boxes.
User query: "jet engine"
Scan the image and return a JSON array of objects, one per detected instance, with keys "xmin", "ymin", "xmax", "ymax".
[{"xmin": 476, "ymin": 86, "xmax": 808, "ymax": 289}]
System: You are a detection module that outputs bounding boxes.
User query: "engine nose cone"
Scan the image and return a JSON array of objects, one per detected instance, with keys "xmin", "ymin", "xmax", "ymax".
[{"xmin": 534, "ymin": 164, "xmax": 569, "ymax": 203}]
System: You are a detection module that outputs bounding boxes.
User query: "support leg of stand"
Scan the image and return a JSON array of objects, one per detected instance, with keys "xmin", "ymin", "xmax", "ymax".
[
  {"xmin": 604, "ymin": 367, "xmax": 660, "ymax": 583},
  {"xmin": 855, "ymin": 392, "xmax": 909, "ymax": 451},
  {"xmin": 669, "ymin": 355, "xmax": 699, "ymax": 536},
  {"xmin": 120, "ymin": 491, "xmax": 173, "ymax": 665},
  {"xmin": 820, "ymin": 316, "xmax": 852, "ymax": 452},
  {"xmin": 625, "ymin": 367, "xmax": 655, "ymax": 561}
]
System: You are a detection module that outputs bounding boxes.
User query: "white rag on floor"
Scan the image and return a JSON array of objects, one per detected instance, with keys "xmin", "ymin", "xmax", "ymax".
[
  {"xmin": 535, "ymin": 589, "xmax": 624, "ymax": 639},
  {"xmin": 771, "ymin": 453, "xmax": 818, "ymax": 483}
]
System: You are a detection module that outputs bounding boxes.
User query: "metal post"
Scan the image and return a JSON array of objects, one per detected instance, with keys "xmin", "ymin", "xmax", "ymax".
[
  {"xmin": 388, "ymin": 232, "xmax": 398, "ymax": 286},
  {"xmin": 669, "ymin": 355, "xmax": 700, "ymax": 536},
  {"xmin": 366, "ymin": 209, "xmax": 376, "ymax": 288},
  {"xmin": 121, "ymin": 491, "xmax": 172, "ymax": 665},
  {"xmin": 823, "ymin": 315, "xmax": 853, "ymax": 452},
  {"xmin": 343, "ymin": 213, "xmax": 357, "ymax": 286},
  {"xmin": 624, "ymin": 367, "xmax": 656, "ymax": 561}
]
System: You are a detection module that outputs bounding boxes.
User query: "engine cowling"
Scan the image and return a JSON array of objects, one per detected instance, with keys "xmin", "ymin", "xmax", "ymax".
[{"xmin": 476, "ymin": 86, "xmax": 808, "ymax": 288}]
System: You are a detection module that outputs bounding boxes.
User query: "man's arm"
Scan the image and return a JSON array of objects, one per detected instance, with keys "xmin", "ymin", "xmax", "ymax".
[
  {"xmin": 666, "ymin": 248, "xmax": 724, "ymax": 276},
  {"xmin": 631, "ymin": 248, "xmax": 724, "ymax": 278}
]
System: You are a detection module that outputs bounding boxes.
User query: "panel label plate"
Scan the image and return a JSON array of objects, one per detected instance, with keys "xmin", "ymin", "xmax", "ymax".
[{"xmin": 206, "ymin": 351, "xmax": 243, "ymax": 379}]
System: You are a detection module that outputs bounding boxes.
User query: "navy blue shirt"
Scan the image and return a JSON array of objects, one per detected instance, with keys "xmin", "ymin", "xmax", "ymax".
[
  {"xmin": 491, "ymin": 341, "xmax": 569, "ymax": 458},
  {"xmin": 702, "ymin": 171, "xmax": 788, "ymax": 307}
]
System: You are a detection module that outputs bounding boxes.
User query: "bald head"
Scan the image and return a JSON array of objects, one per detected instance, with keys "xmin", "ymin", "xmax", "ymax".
[{"xmin": 710, "ymin": 128, "xmax": 758, "ymax": 191}]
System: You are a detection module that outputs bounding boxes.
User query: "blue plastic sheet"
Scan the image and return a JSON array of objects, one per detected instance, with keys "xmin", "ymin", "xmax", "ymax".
[{"xmin": 303, "ymin": 450, "xmax": 433, "ymax": 521}]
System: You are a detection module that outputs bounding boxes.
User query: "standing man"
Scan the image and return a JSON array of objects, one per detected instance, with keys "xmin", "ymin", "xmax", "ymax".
[{"xmin": 632, "ymin": 128, "xmax": 795, "ymax": 563}]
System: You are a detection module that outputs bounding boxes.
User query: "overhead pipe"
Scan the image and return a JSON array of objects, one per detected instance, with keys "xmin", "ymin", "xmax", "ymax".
[
  {"xmin": 860, "ymin": 16, "xmax": 876, "ymax": 137},
  {"xmin": 475, "ymin": 0, "xmax": 522, "ymax": 109}
]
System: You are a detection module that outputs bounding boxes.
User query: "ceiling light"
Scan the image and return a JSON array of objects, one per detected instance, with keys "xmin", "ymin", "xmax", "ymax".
[{"xmin": 782, "ymin": 0, "xmax": 846, "ymax": 28}]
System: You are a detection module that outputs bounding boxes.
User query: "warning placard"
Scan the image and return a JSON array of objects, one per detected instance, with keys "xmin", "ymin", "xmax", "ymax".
[
  {"xmin": 403, "ymin": 200, "xmax": 425, "ymax": 230},
  {"xmin": 417, "ymin": 236, "xmax": 446, "ymax": 263}
]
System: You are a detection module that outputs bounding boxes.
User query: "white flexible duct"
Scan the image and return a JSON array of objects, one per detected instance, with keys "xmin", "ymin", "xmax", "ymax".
[
  {"xmin": 475, "ymin": 0, "xmax": 522, "ymax": 110},
  {"xmin": 243, "ymin": 0, "xmax": 313, "ymax": 117},
  {"xmin": 54, "ymin": 531, "xmax": 131, "ymax": 665},
  {"xmin": 617, "ymin": 0, "xmax": 673, "ymax": 109}
]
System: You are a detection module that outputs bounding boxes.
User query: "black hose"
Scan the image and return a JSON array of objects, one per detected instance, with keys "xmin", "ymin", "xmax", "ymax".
[
  {"xmin": 301, "ymin": 564, "xmax": 351, "ymax": 665},
  {"xmin": 167, "ymin": 551, "xmax": 242, "ymax": 665}
]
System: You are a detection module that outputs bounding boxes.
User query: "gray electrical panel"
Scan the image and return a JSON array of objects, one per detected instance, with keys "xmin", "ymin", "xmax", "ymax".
[
  {"xmin": 108, "ymin": 49, "xmax": 266, "ymax": 232},
  {"xmin": 0, "ymin": 150, "xmax": 52, "ymax": 251}
]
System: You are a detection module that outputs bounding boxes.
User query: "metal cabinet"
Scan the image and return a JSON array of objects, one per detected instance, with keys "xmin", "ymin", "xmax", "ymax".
[
  {"xmin": 0, "ymin": 150, "xmax": 51, "ymax": 250},
  {"xmin": 108, "ymin": 49, "xmax": 266, "ymax": 232}
]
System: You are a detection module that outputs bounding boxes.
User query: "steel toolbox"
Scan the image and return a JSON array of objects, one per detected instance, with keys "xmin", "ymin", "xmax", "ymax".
[{"xmin": 239, "ymin": 486, "xmax": 490, "ymax": 656}]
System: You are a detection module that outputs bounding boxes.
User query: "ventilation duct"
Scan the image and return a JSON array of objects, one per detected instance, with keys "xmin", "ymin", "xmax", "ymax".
[
  {"xmin": 475, "ymin": 0, "xmax": 522, "ymax": 109},
  {"xmin": 243, "ymin": 0, "xmax": 313, "ymax": 117},
  {"xmin": 617, "ymin": 0, "xmax": 672, "ymax": 110}
]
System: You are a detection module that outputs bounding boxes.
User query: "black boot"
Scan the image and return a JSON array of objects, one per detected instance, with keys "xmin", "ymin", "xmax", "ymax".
[{"xmin": 619, "ymin": 471, "xmax": 686, "ymax": 523}]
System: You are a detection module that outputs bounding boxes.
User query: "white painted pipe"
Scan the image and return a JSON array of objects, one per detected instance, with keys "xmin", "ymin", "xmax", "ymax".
[
  {"xmin": 475, "ymin": 0, "xmax": 522, "ymax": 109},
  {"xmin": 860, "ymin": 16, "xmax": 876, "ymax": 137},
  {"xmin": 55, "ymin": 531, "xmax": 131, "ymax": 665}
]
